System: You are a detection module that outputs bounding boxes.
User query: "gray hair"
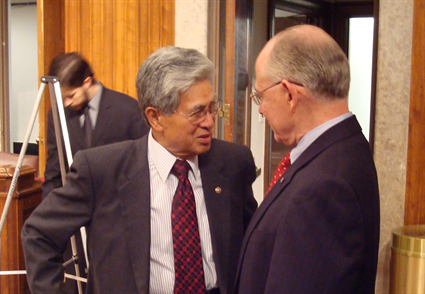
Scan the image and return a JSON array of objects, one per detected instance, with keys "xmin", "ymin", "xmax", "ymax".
[
  {"xmin": 136, "ymin": 46, "xmax": 215, "ymax": 124},
  {"xmin": 266, "ymin": 25, "xmax": 350, "ymax": 99}
]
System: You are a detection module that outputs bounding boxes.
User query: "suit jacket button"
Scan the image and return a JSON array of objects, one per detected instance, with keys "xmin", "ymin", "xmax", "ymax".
[{"xmin": 215, "ymin": 187, "xmax": 222, "ymax": 194}]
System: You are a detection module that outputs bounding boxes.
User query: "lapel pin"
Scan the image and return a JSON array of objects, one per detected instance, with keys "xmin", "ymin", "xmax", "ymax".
[
  {"xmin": 215, "ymin": 187, "xmax": 222, "ymax": 194},
  {"xmin": 280, "ymin": 177, "xmax": 285, "ymax": 183}
]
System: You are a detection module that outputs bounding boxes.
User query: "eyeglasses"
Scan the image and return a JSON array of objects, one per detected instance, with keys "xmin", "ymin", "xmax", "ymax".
[
  {"xmin": 250, "ymin": 80, "xmax": 304, "ymax": 106},
  {"xmin": 173, "ymin": 95, "xmax": 223, "ymax": 124},
  {"xmin": 250, "ymin": 82, "xmax": 281, "ymax": 106}
]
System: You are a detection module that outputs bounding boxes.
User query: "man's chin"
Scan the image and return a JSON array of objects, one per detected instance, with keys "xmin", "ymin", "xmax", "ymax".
[{"xmin": 196, "ymin": 143, "xmax": 212, "ymax": 155}]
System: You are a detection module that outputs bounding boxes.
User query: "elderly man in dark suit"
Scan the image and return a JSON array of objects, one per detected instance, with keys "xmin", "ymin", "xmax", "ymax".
[
  {"xmin": 22, "ymin": 46, "xmax": 257, "ymax": 294},
  {"xmin": 234, "ymin": 24, "xmax": 380, "ymax": 294}
]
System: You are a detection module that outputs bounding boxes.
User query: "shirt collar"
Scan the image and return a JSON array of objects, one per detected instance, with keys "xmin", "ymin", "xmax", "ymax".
[
  {"xmin": 148, "ymin": 129, "xmax": 199, "ymax": 182},
  {"xmin": 291, "ymin": 112, "xmax": 353, "ymax": 163},
  {"xmin": 87, "ymin": 82, "xmax": 102, "ymax": 111}
]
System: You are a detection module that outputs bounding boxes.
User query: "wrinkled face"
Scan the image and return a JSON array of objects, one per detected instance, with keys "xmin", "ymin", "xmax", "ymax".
[
  {"xmin": 156, "ymin": 80, "xmax": 216, "ymax": 159},
  {"xmin": 256, "ymin": 75, "xmax": 295, "ymax": 146},
  {"xmin": 61, "ymin": 85, "xmax": 90, "ymax": 111}
]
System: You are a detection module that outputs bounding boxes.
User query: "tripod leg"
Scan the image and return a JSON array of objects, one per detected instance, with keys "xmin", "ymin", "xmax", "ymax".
[
  {"xmin": 49, "ymin": 81, "xmax": 89, "ymax": 269},
  {"xmin": 70, "ymin": 235, "xmax": 83, "ymax": 294},
  {"xmin": 47, "ymin": 78, "xmax": 85, "ymax": 294}
]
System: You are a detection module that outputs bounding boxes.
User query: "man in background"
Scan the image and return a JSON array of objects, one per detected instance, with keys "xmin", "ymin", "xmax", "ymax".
[
  {"xmin": 235, "ymin": 24, "xmax": 380, "ymax": 294},
  {"xmin": 42, "ymin": 52, "xmax": 149, "ymax": 198},
  {"xmin": 22, "ymin": 46, "xmax": 257, "ymax": 294},
  {"xmin": 42, "ymin": 52, "xmax": 149, "ymax": 293}
]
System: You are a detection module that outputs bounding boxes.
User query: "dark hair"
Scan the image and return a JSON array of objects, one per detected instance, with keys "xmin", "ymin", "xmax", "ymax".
[{"xmin": 48, "ymin": 52, "xmax": 95, "ymax": 88}]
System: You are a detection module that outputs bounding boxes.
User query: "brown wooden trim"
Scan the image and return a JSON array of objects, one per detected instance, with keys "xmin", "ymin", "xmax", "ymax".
[
  {"xmin": 208, "ymin": 0, "xmax": 221, "ymax": 138},
  {"xmin": 37, "ymin": 0, "xmax": 65, "ymax": 177},
  {"xmin": 405, "ymin": 0, "xmax": 425, "ymax": 225},
  {"xmin": 224, "ymin": 0, "xmax": 236, "ymax": 142},
  {"xmin": 0, "ymin": 0, "xmax": 9, "ymax": 152}
]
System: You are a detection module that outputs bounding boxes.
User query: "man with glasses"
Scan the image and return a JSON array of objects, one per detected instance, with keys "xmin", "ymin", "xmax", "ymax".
[
  {"xmin": 22, "ymin": 46, "xmax": 257, "ymax": 294},
  {"xmin": 235, "ymin": 25, "xmax": 380, "ymax": 294}
]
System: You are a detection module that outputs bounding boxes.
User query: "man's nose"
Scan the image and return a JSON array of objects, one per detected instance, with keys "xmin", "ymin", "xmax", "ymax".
[
  {"xmin": 62, "ymin": 98, "xmax": 72, "ymax": 107},
  {"xmin": 258, "ymin": 104, "xmax": 264, "ymax": 116},
  {"xmin": 201, "ymin": 111, "xmax": 215, "ymax": 127}
]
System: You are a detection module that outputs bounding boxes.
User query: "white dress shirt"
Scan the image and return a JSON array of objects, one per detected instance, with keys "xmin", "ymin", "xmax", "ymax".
[{"xmin": 148, "ymin": 130, "xmax": 218, "ymax": 293}]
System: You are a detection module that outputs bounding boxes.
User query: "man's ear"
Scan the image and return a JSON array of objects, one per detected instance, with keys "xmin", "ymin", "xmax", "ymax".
[
  {"xmin": 145, "ymin": 107, "xmax": 163, "ymax": 131},
  {"xmin": 82, "ymin": 76, "xmax": 93, "ymax": 90},
  {"xmin": 282, "ymin": 80, "xmax": 300, "ymax": 112}
]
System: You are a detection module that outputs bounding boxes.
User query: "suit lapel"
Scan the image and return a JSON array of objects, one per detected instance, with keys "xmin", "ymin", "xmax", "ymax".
[
  {"xmin": 117, "ymin": 137, "xmax": 151, "ymax": 294},
  {"xmin": 199, "ymin": 147, "xmax": 228, "ymax": 248},
  {"xmin": 199, "ymin": 143, "xmax": 233, "ymax": 288},
  {"xmin": 237, "ymin": 116, "xmax": 363, "ymax": 275},
  {"xmin": 92, "ymin": 87, "xmax": 112, "ymax": 146},
  {"xmin": 65, "ymin": 109, "xmax": 86, "ymax": 156}
]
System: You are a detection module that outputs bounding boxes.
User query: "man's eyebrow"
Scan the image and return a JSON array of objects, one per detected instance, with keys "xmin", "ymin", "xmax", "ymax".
[{"xmin": 188, "ymin": 99, "xmax": 215, "ymax": 113}]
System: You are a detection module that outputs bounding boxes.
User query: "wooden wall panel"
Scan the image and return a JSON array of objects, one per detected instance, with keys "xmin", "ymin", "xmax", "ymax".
[
  {"xmin": 38, "ymin": 0, "xmax": 174, "ymax": 177},
  {"xmin": 0, "ymin": 0, "xmax": 9, "ymax": 152},
  {"xmin": 37, "ymin": 0, "xmax": 65, "ymax": 177},
  {"xmin": 64, "ymin": 0, "xmax": 175, "ymax": 99},
  {"xmin": 404, "ymin": 0, "xmax": 425, "ymax": 225},
  {"xmin": 224, "ymin": 0, "xmax": 236, "ymax": 142}
]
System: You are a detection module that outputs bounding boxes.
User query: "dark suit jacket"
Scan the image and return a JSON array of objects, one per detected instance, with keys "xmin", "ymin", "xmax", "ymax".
[
  {"xmin": 22, "ymin": 136, "xmax": 257, "ymax": 294},
  {"xmin": 41, "ymin": 85, "xmax": 149, "ymax": 199},
  {"xmin": 235, "ymin": 116, "xmax": 380, "ymax": 294}
]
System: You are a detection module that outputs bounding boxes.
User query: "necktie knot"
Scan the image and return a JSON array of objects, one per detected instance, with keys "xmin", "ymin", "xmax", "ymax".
[
  {"xmin": 172, "ymin": 159, "xmax": 190, "ymax": 180},
  {"xmin": 266, "ymin": 151, "xmax": 292, "ymax": 196}
]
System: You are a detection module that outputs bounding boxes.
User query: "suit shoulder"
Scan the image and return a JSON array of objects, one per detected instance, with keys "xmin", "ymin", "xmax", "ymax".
[
  {"xmin": 210, "ymin": 139, "xmax": 253, "ymax": 159},
  {"xmin": 102, "ymin": 86, "xmax": 139, "ymax": 106},
  {"xmin": 212, "ymin": 138, "xmax": 250, "ymax": 150},
  {"xmin": 80, "ymin": 138, "xmax": 141, "ymax": 160}
]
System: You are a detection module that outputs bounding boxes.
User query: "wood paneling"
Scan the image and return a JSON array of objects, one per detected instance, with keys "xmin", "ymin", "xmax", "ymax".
[
  {"xmin": 404, "ymin": 0, "xmax": 425, "ymax": 225},
  {"xmin": 224, "ymin": 0, "xmax": 236, "ymax": 142},
  {"xmin": 38, "ymin": 0, "xmax": 175, "ymax": 177},
  {"xmin": 37, "ymin": 0, "xmax": 65, "ymax": 177},
  {"xmin": 64, "ymin": 0, "xmax": 175, "ymax": 99},
  {"xmin": 0, "ymin": 165, "xmax": 41, "ymax": 294},
  {"xmin": 0, "ymin": 0, "xmax": 9, "ymax": 152}
]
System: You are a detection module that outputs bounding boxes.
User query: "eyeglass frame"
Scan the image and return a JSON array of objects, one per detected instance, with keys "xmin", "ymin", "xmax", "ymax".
[
  {"xmin": 172, "ymin": 94, "xmax": 223, "ymax": 124},
  {"xmin": 250, "ymin": 80, "xmax": 304, "ymax": 106}
]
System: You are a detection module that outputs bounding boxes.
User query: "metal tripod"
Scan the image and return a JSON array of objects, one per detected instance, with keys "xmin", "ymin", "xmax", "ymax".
[{"xmin": 0, "ymin": 76, "xmax": 88, "ymax": 294}]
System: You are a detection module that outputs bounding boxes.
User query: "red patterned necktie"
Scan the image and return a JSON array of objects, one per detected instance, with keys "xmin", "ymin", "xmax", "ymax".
[
  {"xmin": 171, "ymin": 159, "xmax": 206, "ymax": 294},
  {"xmin": 266, "ymin": 151, "xmax": 291, "ymax": 196}
]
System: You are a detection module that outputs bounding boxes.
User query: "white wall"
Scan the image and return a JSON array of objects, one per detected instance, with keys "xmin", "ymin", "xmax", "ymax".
[
  {"xmin": 9, "ymin": 3, "xmax": 38, "ymax": 151},
  {"xmin": 348, "ymin": 17, "xmax": 374, "ymax": 140},
  {"xmin": 175, "ymin": 0, "xmax": 208, "ymax": 55},
  {"xmin": 250, "ymin": 0, "xmax": 269, "ymax": 204}
]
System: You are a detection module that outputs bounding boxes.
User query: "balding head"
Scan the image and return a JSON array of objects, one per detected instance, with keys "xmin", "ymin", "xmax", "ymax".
[{"xmin": 262, "ymin": 24, "xmax": 350, "ymax": 99}]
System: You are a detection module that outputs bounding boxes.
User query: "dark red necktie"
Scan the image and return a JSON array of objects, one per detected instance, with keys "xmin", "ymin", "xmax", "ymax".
[
  {"xmin": 171, "ymin": 160, "xmax": 206, "ymax": 294},
  {"xmin": 266, "ymin": 151, "xmax": 291, "ymax": 196}
]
